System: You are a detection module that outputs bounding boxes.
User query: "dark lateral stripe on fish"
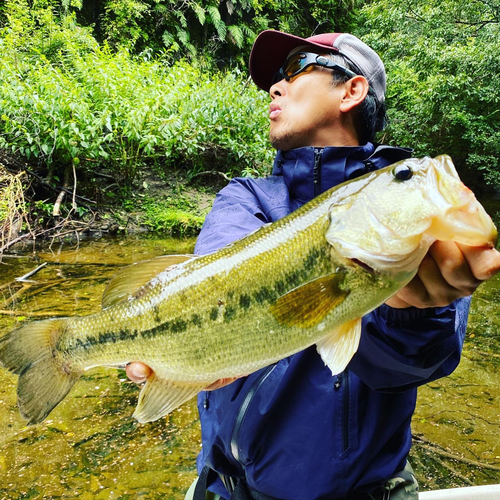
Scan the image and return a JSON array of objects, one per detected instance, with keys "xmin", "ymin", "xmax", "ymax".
[
  {"xmin": 61, "ymin": 248, "xmax": 329, "ymax": 355},
  {"xmin": 60, "ymin": 299, "xmax": 250, "ymax": 353}
]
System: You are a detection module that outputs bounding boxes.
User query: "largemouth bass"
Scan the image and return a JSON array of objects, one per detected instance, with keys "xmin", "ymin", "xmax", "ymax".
[{"xmin": 0, "ymin": 156, "xmax": 496, "ymax": 424}]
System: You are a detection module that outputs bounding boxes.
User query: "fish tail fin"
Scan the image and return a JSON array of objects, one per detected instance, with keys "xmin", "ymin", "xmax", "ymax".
[{"xmin": 0, "ymin": 318, "xmax": 81, "ymax": 425}]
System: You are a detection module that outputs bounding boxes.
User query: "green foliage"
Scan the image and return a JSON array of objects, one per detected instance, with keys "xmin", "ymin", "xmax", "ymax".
[
  {"xmin": 2, "ymin": 0, "xmax": 499, "ymax": 199},
  {"xmin": 102, "ymin": 0, "xmax": 150, "ymax": 51},
  {"xmin": 0, "ymin": 0, "xmax": 361, "ymax": 64},
  {"xmin": 141, "ymin": 197, "xmax": 205, "ymax": 235},
  {"xmin": 1, "ymin": 0, "xmax": 95, "ymax": 61},
  {"xmin": 0, "ymin": 19, "xmax": 273, "ymax": 184},
  {"xmin": 356, "ymin": 0, "xmax": 500, "ymax": 187}
]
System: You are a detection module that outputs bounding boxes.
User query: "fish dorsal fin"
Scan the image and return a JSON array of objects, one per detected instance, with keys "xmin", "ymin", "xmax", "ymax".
[
  {"xmin": 102, "ymin": 254, "xmax": 194, "ymax": 309},
  {"xmin": 132, "ymin": 374, "xmax": 208, "ymax": 423},
  {"xmin": 269, "ymin": 272, "xmax": 349, "ymax": 328},
  {"xmin": 316, "ymin": 318, "xmax": 362, "ymax": 375}
]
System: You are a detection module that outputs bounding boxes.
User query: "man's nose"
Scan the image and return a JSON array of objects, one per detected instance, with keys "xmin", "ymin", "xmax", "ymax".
[{"xmin": 270, "ymin": 80, "xmax": 285, "ymax": 98}]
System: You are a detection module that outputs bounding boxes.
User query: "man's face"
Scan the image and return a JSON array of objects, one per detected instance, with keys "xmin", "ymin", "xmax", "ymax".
[{"xmin": 268, "ymin": 56, "xmax": 349, "ymax": 151}]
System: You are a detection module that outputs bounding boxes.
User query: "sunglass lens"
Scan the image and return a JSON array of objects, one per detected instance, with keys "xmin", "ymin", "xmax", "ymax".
[{"xmin": 284, "ymin": 53, "xmax": 307, "ymax": 78}]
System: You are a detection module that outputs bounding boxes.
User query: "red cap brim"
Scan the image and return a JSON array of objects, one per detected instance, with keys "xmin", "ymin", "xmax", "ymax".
[{"xmin": 249, "ymin": 30, "xmax": 341, "ymax": 92}]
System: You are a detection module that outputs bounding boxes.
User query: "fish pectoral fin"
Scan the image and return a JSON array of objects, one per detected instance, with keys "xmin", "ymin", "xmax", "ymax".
[
  {"xmin": 102, "ymin": 254, "xmax": 195, "ymax": 309},
  {"xmin": 269, "ymin": 272, "xmax": 349, "ymax": 328},
  {"xmin": 132, "ymin": 375, "xmax": 207, "ymax": 423},
  {"xmin": 316, "ymin": 318, "xmax": 362, "ymax": 375}
]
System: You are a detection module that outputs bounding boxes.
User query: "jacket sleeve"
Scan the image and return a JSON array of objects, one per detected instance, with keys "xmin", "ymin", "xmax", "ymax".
[
  {"xmin": 349, "ymin": 297, "xmax": 470, "ymax": 392},
  {"xmin": 194, "ymin": 176, "xmax": 290, "ymax": 255}
]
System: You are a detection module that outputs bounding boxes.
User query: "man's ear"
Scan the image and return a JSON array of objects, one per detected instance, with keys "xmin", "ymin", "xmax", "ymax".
[{"xmin": 339, "ymin": 76, "xmax": 370, "ymax": 113}]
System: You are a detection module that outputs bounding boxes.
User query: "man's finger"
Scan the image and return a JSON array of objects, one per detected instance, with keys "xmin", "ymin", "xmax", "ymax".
[
  {"xmin": 457, "ymin": 244, "xmax": 500, "ymax": 281},
  {"xmin": 126, "ymin": 362, "xmax": 152, "ymax": 383},
  {"xmin": 428, "ymin": 241, "xmax": 479, "ymax": 293}
]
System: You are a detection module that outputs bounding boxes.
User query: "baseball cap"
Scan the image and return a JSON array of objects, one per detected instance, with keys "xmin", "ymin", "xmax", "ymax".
[{"xmin": 249, "ymin": 30, "xmax": 386, "ymax": 106}]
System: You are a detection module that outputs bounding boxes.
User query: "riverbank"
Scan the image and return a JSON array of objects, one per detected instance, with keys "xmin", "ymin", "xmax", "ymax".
[{"xmin": 0, "ymin": 151, "xmax": 228, "ymax": 254}]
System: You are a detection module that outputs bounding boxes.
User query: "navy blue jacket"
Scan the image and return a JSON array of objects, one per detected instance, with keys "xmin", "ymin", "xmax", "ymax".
[{"xmin": 194, "ymin": 143, "xmax": 470, "ymax": 500}]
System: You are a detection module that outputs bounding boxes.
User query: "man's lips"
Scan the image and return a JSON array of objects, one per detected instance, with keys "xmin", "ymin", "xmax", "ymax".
[{"xmin": 269, "ymin": 103, "xmax": 282, "ymax": 119}]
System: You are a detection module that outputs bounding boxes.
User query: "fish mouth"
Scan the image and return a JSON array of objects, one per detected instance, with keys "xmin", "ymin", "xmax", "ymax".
[{"xmin": 350, "ymin": 258, "xmax": 375, "ymax": 274}]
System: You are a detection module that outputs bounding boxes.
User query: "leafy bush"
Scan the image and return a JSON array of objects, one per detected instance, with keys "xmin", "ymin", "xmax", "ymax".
[
  {"xmin": 0, "ymin": 35, "xmax": 273, "ymax": 185},
  {"xmin": 356, "ymin": 0, "xmax": 500, "ymax": 188}
]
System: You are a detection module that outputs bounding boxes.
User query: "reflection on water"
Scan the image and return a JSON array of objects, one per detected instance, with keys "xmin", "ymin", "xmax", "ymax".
[
  {"xmin": 0, "ymin": 237, "xmax": 200, "ymax": 500},
  {"xmin": 0, "ymin": 230, "xmax": 499, "ymax": 498},
  {"xmin": 411, "ymin": 270, "xmax": 500, "ymax": 490}
]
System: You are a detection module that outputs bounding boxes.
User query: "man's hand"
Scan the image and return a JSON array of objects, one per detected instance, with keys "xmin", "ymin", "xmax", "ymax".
[
  {"xmin": 386, "ymin": 241, "xmax": 500, "ymax": 309},
  {"xmin": 125, "ymin": 362, "xmax": 239, "ymax": 390}
]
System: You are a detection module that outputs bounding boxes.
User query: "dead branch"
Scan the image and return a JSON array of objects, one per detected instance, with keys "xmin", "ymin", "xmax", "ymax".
[
  {"xmin": 413, "ymin": 435, "xmax": 500, "ymax": 472},
  {"xmin": 72, "ymin": 160, "xmax": 78, "ymax": 211},
  {"xmin": 15, "ymin": 262, "xmax": 48, "ymax": 282},
  {"xmin": 53, "ymin": 189, "xmax": 67, "ymax": 216},
  {"xmin": 0, "ymin": 232, "xmax": 34, "ymax": 254},
  {"xmin": 0, "ymin": 309, "xmax": 66, "ymax": 317},
  {"xmin": 1, "ymin": 283, "xmax": 33, "ymax": 309},
  {"xmin": 10, "ymin": 165, "xmax": 96, "ymax": 208},
  {"xmin": 53, "ymin": 166, "xmax": 70, "ymax": 217},
  {"xmin": 190, "ymin": 170, "xmax": 231, "ymax": 181},
  {"xmin": 0, "ymin": 220, "xmax": 66, "ymax": 254}
]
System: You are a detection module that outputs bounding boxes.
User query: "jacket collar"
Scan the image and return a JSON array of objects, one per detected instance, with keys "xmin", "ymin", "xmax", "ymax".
[{"xmin": 271, "ymin": 143, "xmax": 413, "ymax": 208}]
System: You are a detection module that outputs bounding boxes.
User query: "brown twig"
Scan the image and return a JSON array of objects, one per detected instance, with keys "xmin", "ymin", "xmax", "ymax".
[
  {"xmin": 1, "ymin": 283, "xmax": 33, "ymax": 309},
  {"xmin": 413, "ymin": 435, "xmax": 500, "ymax": 472},
  {"xmin": 0, "ymin": 309, "xmax": 65, "ymax": 318},
  {"xmin": 15, "ymin": 262, "xmax": 48, "ymax": 282}
]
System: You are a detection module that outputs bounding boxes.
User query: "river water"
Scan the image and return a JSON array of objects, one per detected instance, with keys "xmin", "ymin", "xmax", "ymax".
[{"xmin": 0, "ymin": 228, "xmax": 499, "ymax": 498}]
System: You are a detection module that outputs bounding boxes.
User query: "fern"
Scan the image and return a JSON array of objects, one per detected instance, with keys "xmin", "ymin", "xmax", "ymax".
[
  {"xmin": 192, "ymin": 3, "xmax": 206, "ymax": 25},
  {"xmin": 177, "ymin": 27, "xmax": 190, "ymax": 46},
  {"xmin": 207, "ymin": 5, "xmax": 227, "ymax": 41},
  {"xmin": 241, "ymin": 25, "xmax": 256, "ymax": 39},
  {"xmin": 227, "ymin": 25, "xmax": 244, "ymax": 48},
  {"xmin": 162, "ymin": 30, "xmax": 175, "ymax": 47},
  {"xmin": 174, "ymin": 10, "xmax": 188, "ymax": 29}
]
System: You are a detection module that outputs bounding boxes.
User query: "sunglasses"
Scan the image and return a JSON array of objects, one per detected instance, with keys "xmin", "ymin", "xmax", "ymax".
[{"xmin": 272, "ymin": 51, "xmax": 374, "ymax": 96}]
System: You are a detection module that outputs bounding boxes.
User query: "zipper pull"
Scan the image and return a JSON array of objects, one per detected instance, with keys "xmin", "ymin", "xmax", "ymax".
[{"xmin": 313, "ymin": 148, "xmax": 323, "ymax": 197}]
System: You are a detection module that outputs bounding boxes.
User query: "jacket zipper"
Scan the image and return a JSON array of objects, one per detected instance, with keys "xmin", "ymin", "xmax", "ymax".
[
  {"xmin": 343, "ymin": 371, "xmax": 350, "ymax": 452},
  {"xmin": 230, "ymin": 364, "xmax": 277, "ymax": 464},
  {"xmin": 313, "ymin": 148, "xmax": 323, "ymax": 197},
  {"xmin": 334, "ymin": 371, "xmax": 350, "ymax": 453}
]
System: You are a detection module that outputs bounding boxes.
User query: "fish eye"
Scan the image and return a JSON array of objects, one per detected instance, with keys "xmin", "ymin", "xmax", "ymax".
[{"xmin": 392, "ymin": 164, "xmax": 413, "ymax": 181}]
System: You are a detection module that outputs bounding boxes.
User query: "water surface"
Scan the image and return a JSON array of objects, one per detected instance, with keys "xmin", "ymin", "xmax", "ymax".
[
  {"xmin": 0, "ymin": 231, "xmax": 499, "ymax": 498},
  {"xmin": 0, "ymin": 237, "xmax": 200, "ymax": 499}
]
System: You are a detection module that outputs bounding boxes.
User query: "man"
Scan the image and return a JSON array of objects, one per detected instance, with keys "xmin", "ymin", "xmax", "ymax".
[{"xmin": 127, "ymin": 30, "xmax": 500, "ymax": 499}]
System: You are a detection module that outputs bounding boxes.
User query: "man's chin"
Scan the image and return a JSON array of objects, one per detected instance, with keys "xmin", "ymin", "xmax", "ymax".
[{"xmin": 270, "ymin": 133, "xmax": 300, "ymax": 152}]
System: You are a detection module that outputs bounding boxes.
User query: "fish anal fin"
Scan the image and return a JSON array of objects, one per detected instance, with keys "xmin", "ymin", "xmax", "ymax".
[
  {"xmin": 102, "ymin": 254, "xmax": 194, "ymax": 309},
  {"xmin": 316, "ymin": 318, "xmax": 362, "ymax": 375},
  {"xmin": 133, "ymin": 375, "xmax": 207, "ymax": 423},
  {"xmin": 269, "ymin": 272, "xmax": 349, "ymax": 328}
]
